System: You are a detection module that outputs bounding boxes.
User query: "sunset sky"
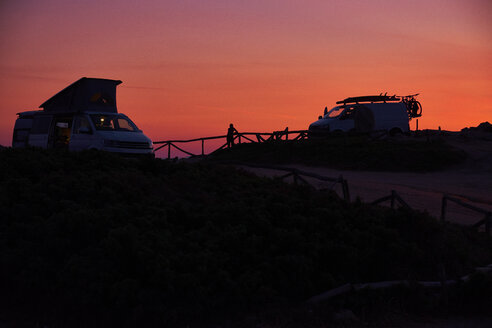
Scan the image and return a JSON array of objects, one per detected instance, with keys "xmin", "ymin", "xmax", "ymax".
[{"xmin": 1, "ymin": 0, "xmax": 491, "ymax": 151}]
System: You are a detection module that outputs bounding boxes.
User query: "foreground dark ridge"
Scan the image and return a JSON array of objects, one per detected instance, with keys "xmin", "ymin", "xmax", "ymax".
[{"xmin": 0, "ymin": 148, "xmax": 491, "ymax": 327}]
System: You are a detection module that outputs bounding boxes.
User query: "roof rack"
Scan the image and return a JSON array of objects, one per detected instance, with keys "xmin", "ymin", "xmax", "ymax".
[{"xmin": 336, "ymin": 94, "xmax": 400, "ymax": 105}]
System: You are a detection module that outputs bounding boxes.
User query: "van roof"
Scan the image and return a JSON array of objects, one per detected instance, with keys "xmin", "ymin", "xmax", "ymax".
[
  {"xmin": 40, "ymin": 77, "xmax": 122, "ymax": 113},
  {"xmin": 16, "ymin": 110, "xmax": 43, "ymax": 117}
]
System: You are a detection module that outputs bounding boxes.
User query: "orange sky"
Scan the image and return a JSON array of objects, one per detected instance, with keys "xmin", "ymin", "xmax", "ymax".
[{"xmin": 0, "ymin": 0, "xmax": 491, "ymax": 148}]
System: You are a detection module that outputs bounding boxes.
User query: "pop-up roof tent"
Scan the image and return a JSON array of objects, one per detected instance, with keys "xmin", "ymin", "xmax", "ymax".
[{"xmin": 40, "ymin": 77, "xmax": 122, "ymax": 113}]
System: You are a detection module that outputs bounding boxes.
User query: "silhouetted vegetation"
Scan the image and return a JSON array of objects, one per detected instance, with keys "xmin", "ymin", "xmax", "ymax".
[
  {"xmin": 0, "ymin": 148, "xmax": 489, "ymax": 327},
  {"xmin": 461, "ymin": 121, "xmax": 492, "ymax": 133},
  {"xmin": 211, "ymin": 136, "xmax": 466, "ymax": 171}
]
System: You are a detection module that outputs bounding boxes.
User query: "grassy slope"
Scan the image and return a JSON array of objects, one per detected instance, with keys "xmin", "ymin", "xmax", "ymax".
[
  {"xmin": 0, "ymin": 148, "xmax": 489, "ymax": 326},
  {"xmin": 210, "ymin": 136, "xmax": 467, "ymax": 171}
]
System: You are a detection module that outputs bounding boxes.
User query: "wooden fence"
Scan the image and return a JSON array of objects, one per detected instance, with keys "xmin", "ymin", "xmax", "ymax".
[
  {"xmin": 371, "ymin": 191, "xmax": 491, "ymax": 234},
  {"xmin": 219, "ymin": 161, "xmax": 350, "ymax": 202},
  {"xmin": 153, "ymin": 129, "xmax": 309, "ymax": 159},
  {"xmin": 155, "ymin": 131, "xmax": 491, "ymax": 234},
  {"xmin": 306, "ymin": 193, "xmax": 492, "ymax": 304},
  {"xmin": 371, "ymin": 190, "xmax": 411, "ymax": 210},
  {"xmin": 440, "ymin": 194, "xmax": 492, "ymax": 234}
]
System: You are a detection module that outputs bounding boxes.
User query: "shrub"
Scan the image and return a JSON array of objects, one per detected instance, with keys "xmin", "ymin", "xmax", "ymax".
[{"xmin": 0, "ymin": 148, "xmax": 488, "ymax": 327}]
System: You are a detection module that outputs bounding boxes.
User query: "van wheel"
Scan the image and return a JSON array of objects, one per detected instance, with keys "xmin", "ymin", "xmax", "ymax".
[{"xmin": 389, "ymin": 128, "xmax": 402, "ymax": 136}]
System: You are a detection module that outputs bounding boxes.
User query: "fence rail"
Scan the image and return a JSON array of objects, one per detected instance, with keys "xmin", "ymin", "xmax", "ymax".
[
  {"xmin": 219, "ymin": 161, "xmax": 350, "ymax": 202},
  {"xmin": 153, "ymin": 129, "xmax": 309, "ymax": 159},
  {"xmin": 370, "ymin": 191, "xmax": 491, "ymax": 234},
  {"xmin": 441, "ymin": 194, "xmax": 492, "ymax": 233},
  {"xmin": 152, "ymin": 128, "xmax": 408, "ymax": 159},
  {"xmin": 371, "ymin": 190, "xmax": 411, "ymax": 210},
  {"xmin": 212, "ymin": 161, "xmax": 491, "ymax": 235}
]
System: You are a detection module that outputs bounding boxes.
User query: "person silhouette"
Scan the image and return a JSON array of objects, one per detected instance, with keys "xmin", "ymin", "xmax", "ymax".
[{"xmin": 227, "ymin": 123, "xmax": 238, "ymax": 148}]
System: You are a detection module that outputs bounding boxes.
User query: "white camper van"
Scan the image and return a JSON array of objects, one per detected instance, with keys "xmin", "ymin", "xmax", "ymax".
[
  {"xmin": 308, "ymin": 94, "xmax": 422, "ymax": 136},
  {"xmin": 12, "ymin": 77, "xmax": 154, "ymax": 156}
]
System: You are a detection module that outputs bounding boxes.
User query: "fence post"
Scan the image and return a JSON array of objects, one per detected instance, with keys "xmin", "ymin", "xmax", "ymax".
[
  {"xmin": 391, "ymin": 190, "xmax": 396, "ymax": 209},
  {"xmin": 167, "ymin": 142, "xmax": 171, "ymax": 159},
  {"xmin": 485, "ymin": 213, "xmax": 491, "ymax": 234},
  {"xmin": 201, "ymin": 139, "xmax": 204, "ymax": 156},
  {"xmin": 343, "ymin": 179, "xmax": 350, "ymax": 202},
  {"xmin": 239, "ymin": 135, "xmax": 242, "ymax": 144},
  {"xmin": 285, "ymin": 127, "xmax": 289, "ymax": 140},
  {"xmin": 338, "ymin": 175, "xmax": 350, "ymax": 202},
  {"xmin": 440, "ymin": 196, "xmax": 447, "ymax": 222}
]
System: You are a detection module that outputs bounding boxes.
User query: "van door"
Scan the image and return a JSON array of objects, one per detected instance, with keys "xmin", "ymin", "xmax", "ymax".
[
  {"xmin": 50, "ymin": 116, "xmax": 73, "ymax": 149},
  {"xmin": 334, "ymin": 106, "xmax": 356, "ymax": 132},
  {"xmin": 353, "ymin": 106, "xmax": 375, "ymax": 132},
  {"xmin": 70, "ymin": 115, "xmax": 99, "ymax": 151},
  {"xmin": 28, "ymin": 115, "xmax": 53, "ymax": 148}
]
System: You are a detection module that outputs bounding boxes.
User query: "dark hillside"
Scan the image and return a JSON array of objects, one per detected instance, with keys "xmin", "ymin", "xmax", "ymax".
[
  {"xmin": 0, "ymin": 148, "xmax": 490, "ymax": 326},
  {"xmin": 211, "ymin": 136, "xmax": 466, "ymax": 171}
]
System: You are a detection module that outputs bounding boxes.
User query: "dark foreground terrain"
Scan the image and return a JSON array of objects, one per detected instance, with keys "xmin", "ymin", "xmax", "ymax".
[{"xmin": 0, "ymin": 148, "xmax": 491, "ymax": 327}]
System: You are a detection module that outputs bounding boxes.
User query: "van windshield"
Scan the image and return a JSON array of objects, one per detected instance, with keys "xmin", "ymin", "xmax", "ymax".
[
  {"xmin": 90, "ymin": 114, "xmax": 140, "ymax": 132},
  {"xmin": 325, "ymin": 106, "xmax": 345, "ymax": 118}
]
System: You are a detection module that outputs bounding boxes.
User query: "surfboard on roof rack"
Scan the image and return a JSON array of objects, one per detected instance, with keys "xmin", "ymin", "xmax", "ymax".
[{"xmin": 336, "ymin": 95, "xmax": 400, "ymax": 105}]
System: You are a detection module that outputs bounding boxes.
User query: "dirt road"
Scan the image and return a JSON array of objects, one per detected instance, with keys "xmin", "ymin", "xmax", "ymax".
[{"xmin": 240, "ymin": 134, "xmax": 492, "ymax": 226}]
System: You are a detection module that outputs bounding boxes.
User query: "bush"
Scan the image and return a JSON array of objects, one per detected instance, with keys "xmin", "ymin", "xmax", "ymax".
[{"xmin": 0, "ymin": 148, "xmax": 489, "ymax": 327}]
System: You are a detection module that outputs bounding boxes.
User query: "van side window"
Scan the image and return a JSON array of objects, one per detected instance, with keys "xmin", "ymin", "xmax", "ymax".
[
  {"xmin": 31, "ymin": 116, "xmax": 52, "ymax": 134},
  {"xmin": 341, "ymin": 107, "xmax": 356, "ymax": 120},
  {"xmin": 73, "ymin": 117, "xmax": 92, "ymax": 134}
]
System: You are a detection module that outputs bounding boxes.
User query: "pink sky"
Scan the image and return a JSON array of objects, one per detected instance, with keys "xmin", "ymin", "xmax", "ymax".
[{"xmin": 1, "ymin": 0, "xmax": 491, "ymax": 149}]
